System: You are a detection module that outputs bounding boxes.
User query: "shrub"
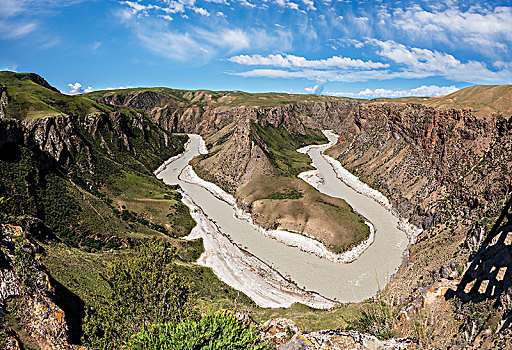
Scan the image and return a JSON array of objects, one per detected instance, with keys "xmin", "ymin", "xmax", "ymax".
[
  {"xmin": 82, "ymin": 239, "xmax": 194, "ymax": 349},
  {"xmin": 348, "ymin": 287, "xmax": 396, "ymax": 340},
  {"xmin": 126, "ymin": 310, "xmax": 272, "ymax": 350}
]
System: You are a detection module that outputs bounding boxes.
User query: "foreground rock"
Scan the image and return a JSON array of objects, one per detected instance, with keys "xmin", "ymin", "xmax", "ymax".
[
  {"xmin": 261, "ymin": 318, "xmax": 419, "ymax": 350},
  {"xmin": 0, "ymin": 223, "xmax": 89, "ymax": 350}
]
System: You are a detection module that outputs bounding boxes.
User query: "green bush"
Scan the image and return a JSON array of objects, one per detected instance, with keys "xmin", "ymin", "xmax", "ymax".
[
  {"xmin": 82, "ymin": 239, "xmax": 195, "ymax": 349},
  {"xmin": 127, "ymin": 310, "xmax": 272, "ymax": 350}
]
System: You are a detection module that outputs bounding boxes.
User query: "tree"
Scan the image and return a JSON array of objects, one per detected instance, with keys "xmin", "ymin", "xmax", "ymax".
[{"xmin": 82, "ymin": 239, "xmax": 194, "ymax": 349}]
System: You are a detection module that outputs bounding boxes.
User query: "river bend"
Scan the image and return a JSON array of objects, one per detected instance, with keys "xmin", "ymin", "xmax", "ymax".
[{"xmin": 156, "ymin": 133, "xmax": 409, "ymax": 305}]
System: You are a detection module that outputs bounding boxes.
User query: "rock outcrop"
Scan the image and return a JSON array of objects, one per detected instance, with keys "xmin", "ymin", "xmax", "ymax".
[
  {"xmin": 261, "ymin": 318, "xmax": 419, "ymax": 350},
  {"xmin": 326, "ymin": 103, "xmax": 512, "ymax": 229},
  {"xmin": 0, "ymin": 87, "xmax": 7, "ymax": 120},
  {"xmin": 0, "ymin": 110, "xmax": 176, "ymax": 172},
  {"xmin": 0, "ymin": 223, "xmax": 90, "ymax": 350}
]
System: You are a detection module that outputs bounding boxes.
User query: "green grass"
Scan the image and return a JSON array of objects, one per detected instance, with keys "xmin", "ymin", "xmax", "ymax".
[
  {"xmin": 108, "ymin": 171, "xmax": 196, "ymax": 237},
  {"xmin": 41, "ymin": 239, "xmax": 368, "ymax": 340},
  {"xmin": 251, "ymin": 122, "xmax": 327, "ymax": 177},
  {"xmin": 85, "ymin": 86, "xmax": 359, "ymax": 108},
  {"xmin": 265, "ymin": 189, "xmax": 303, "ymax": 200},
  {"xmin": 0, "ymin": 71, "xmax": 116, "ymax": 120},
  {"xmin": 251, "ymin": 302, "xmax": 365, "ymax": 332}
]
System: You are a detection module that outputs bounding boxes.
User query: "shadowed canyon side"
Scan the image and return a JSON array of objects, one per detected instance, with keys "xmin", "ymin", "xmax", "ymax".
[{"xmin": 323, "ymin": 102, "xmax": 512, "ymax": 299}]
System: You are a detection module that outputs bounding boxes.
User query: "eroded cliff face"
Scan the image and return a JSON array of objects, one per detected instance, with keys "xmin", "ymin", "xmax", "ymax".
[
  {"xmin": 0, "ymin": 111, "xmax": 176, "ymax": 174},
  {"xmin": 326, "ymin": 103, "xmax": 512, "ymax": 229},
  {"xmin": 97, "ymin": 93, "xmax": 356, "ymax": 195},
  {"xmin": 98, "ymin": 92, "xmax": 373, "ymax": 252}
]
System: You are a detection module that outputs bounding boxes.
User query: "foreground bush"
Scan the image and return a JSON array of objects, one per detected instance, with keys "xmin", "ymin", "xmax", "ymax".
[
  {"xmin": 127, "ymin": 310, "xmax": 271, "ymax": 350},
  {"xmin": 82, "ymin": 239, "xmax": 194, "ymax": 349}
]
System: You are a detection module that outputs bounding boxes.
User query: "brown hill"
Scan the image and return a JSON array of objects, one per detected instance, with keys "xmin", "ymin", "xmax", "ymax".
[{"xmin": 372, "ymin": 84, "xmax": 512, "ymax": 118}]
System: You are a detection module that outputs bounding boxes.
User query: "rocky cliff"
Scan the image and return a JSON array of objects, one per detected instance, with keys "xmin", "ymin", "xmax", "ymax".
[
  {"xmin": 326, "ymin": 102, "xmax": 512, "ymax": 229},
  {"xmin": 0, "ymin": 222, "xmax": 91, "ymax": 350},
  {"xmin": 0, "ymin": 72, "xmax": 191, "ymax": 249}
]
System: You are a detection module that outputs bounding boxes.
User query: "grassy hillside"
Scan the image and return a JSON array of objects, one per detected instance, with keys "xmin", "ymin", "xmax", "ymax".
[
  {"xmin": 251, "ymin": 122, "xmax": 327, "ymax": 177},
  {"xmin": 427, "ymin": 84, "xmax": 512, "ymax": 116},
  {"xmin": 86, "ymin": 86, "xmax": 357, "ymax": 108},
  {"xmin": 0, "ymin": 71, "xmax": 194, "ymax": 249},
  {"xmin": 0, "ymin": 71, "xmax": 123, "ymax": 120}
]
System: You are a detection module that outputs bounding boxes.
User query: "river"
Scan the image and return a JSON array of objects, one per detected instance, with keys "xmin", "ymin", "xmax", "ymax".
[{"xmin": 156, "ymin": 133, "xmax": 409, "ymax": 307}]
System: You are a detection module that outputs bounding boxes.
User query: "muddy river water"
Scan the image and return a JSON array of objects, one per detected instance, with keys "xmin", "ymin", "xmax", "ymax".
[{"xmin": 156, "ymin": 132, "xmax": 409, "ymax": 306}]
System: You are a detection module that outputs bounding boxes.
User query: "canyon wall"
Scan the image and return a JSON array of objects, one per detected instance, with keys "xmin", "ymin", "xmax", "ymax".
[{"xmin": 98, "ymin": 90, "xmax": 512, "ymax": 234}]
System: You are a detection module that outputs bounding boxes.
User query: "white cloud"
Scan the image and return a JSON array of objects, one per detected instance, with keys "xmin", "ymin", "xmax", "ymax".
[
  {"xmin": 120, "ymin": 0, "xmax": 215, "ymax": 18},
  {"xmin": 0, "ymin": 66, "xmax": 18, "ymax": 72},
  {"xmin": 130, "ymin": 17, "xmax": 293, "ymax": 62},
  {"xmin": 238, "ymin": 0, "xmax": 256, "ymax": 8},
  {"xmin": 0, "ymin": 21, "xmax": 37, "ymax": 39},
  {"xmin": 388, "ymin": 5, "xmax": 512, "ymax": 53},
  {"xmin": 231, "ymin": 39, "xmax": 512, "ymax": 84},
  {"xmin": 122, "ymin": 1, "xmax": 155, "ymax": 13},
  {"xmin": 118, "ymin": 0, "xmax": 294, "ymax": 62},
  {"xmin": 369, "ymin": 39, "xmax": 512, "ymax": 83},
  {"xmin": 68, "ymin": 82, "xmax": 82, "ymax": 94},
  {"xmin": 193, "ymin": 7, "xmax": 210, "ymax": 16},
  {"xmin": 159, "ymin": 14, "xmax": 173, "ymax": 21},
  {"xmin": 301, "ymin": 0, "xmax": 315, "ymax": 10},
  {"xmin": 228, "ymin": 53, "xmax": 389, "ymax": 69},
  {"xmin": 305, "ymin": 80, "xmax": 326, "ymax": 94},
  {"xmin": 325, "ymin": 85, "xmax": 459, "ymax": 99},
  {"xmin": 105, "ymin": 86, "xmax": 134, "ymax": 90},
  {"xmin": 67, "ymin": 82, "xmax": 93, "ymax": 94},
  {"xmin": 0, "ymin": 0, "xmax": 90, "ymax": 40},
  {"xmin": 91, "ymin": 41, "xmax": 102, "ymax": 50}
]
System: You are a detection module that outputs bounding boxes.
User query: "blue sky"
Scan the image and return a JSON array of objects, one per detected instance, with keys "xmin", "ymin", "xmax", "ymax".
[{"xmin": 1, "ymin": 0, "xmax": 511, "ymax": 97}]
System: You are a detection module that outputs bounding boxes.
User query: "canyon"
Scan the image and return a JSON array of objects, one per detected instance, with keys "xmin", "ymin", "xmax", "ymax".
[{"xmin": 1, "ymin": 72, "xmax": 512, "ymax": 348}]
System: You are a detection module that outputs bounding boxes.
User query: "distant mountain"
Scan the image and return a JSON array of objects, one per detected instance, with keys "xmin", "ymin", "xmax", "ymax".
[
  {"xmin": 372, "ymin": 84, "xmax": 512, "ymax": 118},
  {"xmin": 427, "ymin": 84, "xmax": 512, "ymax": 117}
]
